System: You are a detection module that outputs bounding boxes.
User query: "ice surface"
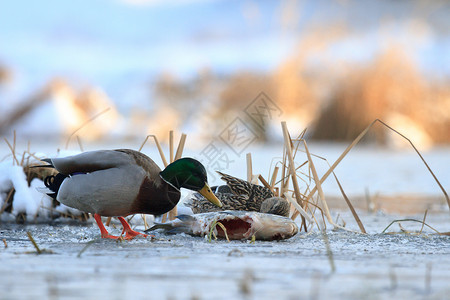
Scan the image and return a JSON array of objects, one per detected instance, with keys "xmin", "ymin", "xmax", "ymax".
[
  {"xmin": 0, "ymin": 144, "xmax": 448, "ymax": 299},
  {"xmin": 0, "ymin": 211, "xmax": 449, "ymax": 300}
]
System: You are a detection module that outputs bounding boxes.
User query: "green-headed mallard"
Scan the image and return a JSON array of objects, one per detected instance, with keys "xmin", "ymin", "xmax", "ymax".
[
  {"xmin": 187, "ymin": 171, "xmax": 290, "ymax": 217},
  {"xmin": 39, "ymin": 149, "xmax": 222, "ymax": 239}
]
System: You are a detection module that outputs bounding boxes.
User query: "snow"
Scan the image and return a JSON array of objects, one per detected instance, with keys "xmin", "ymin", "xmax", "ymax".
[
  {"xmin": 0, "ymin": 150, "xmax": 85, "ymax": 222},
  {"xmin": 0, "ymin": 161, "xmax": 50, "ymax": 221}
]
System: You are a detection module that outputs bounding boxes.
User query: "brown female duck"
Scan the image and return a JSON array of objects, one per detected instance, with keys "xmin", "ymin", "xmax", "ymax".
[{"xmin": 187, "ymin": 171, "xmax": 290, "ymax": 217}]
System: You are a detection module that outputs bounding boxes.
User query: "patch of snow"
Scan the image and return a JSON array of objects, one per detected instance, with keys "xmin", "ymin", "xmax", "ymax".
[
  {"xmin": 0, "ymin": 155, "xmax": 87, "ymax": 221},
  {"xmin": 7, "ymin": 164, "xmax": 39, "ymax": 220}
]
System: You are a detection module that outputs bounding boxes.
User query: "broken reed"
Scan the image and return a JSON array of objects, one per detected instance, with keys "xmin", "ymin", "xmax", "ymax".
[
  {"xmin": 138, "ymin": 130, "xmax": 187, "ymax": 222},
  {"xmin": 266, "ymin": 119, "xmax": 449, "ymax": 234}
]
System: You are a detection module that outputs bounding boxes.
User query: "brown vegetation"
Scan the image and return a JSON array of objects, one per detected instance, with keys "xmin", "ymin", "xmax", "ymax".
[{"xmin": 153, "ymin": 40, "xmax": 450, "ymax": 146}]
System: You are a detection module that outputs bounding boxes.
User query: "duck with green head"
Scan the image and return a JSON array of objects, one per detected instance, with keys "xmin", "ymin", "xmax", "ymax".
[{"xmin": 40, "ymin": 149, "xmax": 222, "ymax": 239}]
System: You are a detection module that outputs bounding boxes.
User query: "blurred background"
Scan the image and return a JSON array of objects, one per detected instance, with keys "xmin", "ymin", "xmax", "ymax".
[{"xmin": 0, "ymin": 0, "xmax": 449, "ymax": 148}]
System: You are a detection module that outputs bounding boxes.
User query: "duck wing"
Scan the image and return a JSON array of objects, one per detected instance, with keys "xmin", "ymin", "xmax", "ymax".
[
  {"xmin": 216, "ymin": 171, "xmax": 252, "ymax": 196},
  {"xmin": 43, "ymin": 149, "xmax": 159, "ymax": 175},
  {"xmin": 216, "ymin": 171, "xmax": 274, "ymax": 204}
]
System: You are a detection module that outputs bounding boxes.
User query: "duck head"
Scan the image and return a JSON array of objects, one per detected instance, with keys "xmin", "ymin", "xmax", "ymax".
[{"xmin": 160, "ymin": 158, "xmax": 222, "ymax": 208}]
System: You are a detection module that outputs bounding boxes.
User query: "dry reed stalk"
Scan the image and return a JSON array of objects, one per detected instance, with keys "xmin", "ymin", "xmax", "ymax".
[
  {"xmin": 331, "ymin": 172, "xmax": 366, "ymax": 233},
  {"xmin": 381, "ymin": 218, "xmax": 441, "ymax": 235},
  {"xmin": 290, "ymin": 142, "xmax": 365, "ymax": 232},
  {"xmin": 4, "ymin": 131, "xmax": 19, "ymax": 166},
  {"xmin": 0, "ymin": 86, "xmax": 51, "ymax": 133},
  {"xmin": 169, "ymin": 130, "xmax": 174, "ymax": 163},
  {"xmin": 161, "ymin": 213, "xmax": 168, "ymax": 223},
  {"xmin": 281, "ymin": 122, "xmax": 307, "ymax": 231},
  {"xmin": 282, "ymin": 175, "xmax": 290, "ymax": 196},
  {"xmin": 77, "ymin": 240, "xmax": 97, "ymax": 258},
  {"xmin": 270, "ymin": 166, "xmax": 279, "ymax": 190},
  {"xmin": 160, "ymin": 130, "xmax": 187, "ymax": 223},
  {"xmin": 303, "ymin": 140, "xmax": 359, "ymax": 233},
  {"xmin": 174, "ymin": 133, "xmax": 187, "ymax": 160},
  {"xmin": 291, "ymin": 119, "xmax": 374, "ymax": 220},
  {"xmin": 303, "ymin": 141, "xmax": 330, "ymax": 218},
  {"xmin": 280, "ymin": 144, "xmax": 287, "ymax": 196},
  {"xmin": 76, "ymin": 136, "xmax": 84, "ymax": 152},
  {"xmin": 246, "ymin": 153, "xmax": 253, "ymax": 182},
  {"xmin": 376, "ymin": 120, "xmax": 449, "ymax": 213},
  {"xmin": 167, "ymin": 133, "xmax": 187, "ymax": 220},
  {"xmin": 164, "ymin": 131, "xmax": 175, "ymax": 222},
  {"xmin": 0, "ymin": 188, "xmax": 14, "ymax": 214},
  {"xmin": 138, "ymin": 135, "xmax": 168, "ymax": 167},
  {"xmin": 273, "ymin": 187, "xmax": 279, "ymax": 197},
  {"xmin": 419, "ymin": 210, "xmax": 428, "ymax": 234},
  {"xmin": 153, "ymin": 132, "xmax": 185, "ymax": 221},
  {"xmin": 303, "ymin": 141, "xmax": 335, "ymax": 229},
  {"xmin": 141, "ymin": 214, "xmax": 149, "ymax": 230},
  {"xmin": 19, "ymin": 150, "xmax": 26, "ymax": 166},
  {"xmin": 284, "ymin": 192, "xmax": 312, "ymax": 223},
  {"xmin": 258, "ymin": 175, "xmax": 272, "ymax": 192},
  {"xmin": 307, "ymin": 205, "xmax": 324, "ymax": 232},
  {"xmin": 65, "ymin": 107, "xmax": 111, "ymax": 149},
  {"xmin": 292, "ymin": 119, "xmax": 450, "ymax": 219},
  {"xmin": 26, "ymin": 232, "xmax": 42, "ymax": 254}
]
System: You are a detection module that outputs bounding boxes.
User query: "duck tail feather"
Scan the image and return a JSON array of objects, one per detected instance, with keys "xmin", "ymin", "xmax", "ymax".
[
  {"xmin": 145, "ymin": 223, "xmax": 191, "ymax": 235},
  {"xmin": 176, "ymin": 214, "xmax": 196, "ymax": 222},
  {"xmin": 36, "ymin": 186, "xmax": 53, "ymax": 194},
  {"xmin": 42, "ymin": 173, "xmax": 67, "ymax": 199},
  {"xmin": 144, "ymin": 223, "xmax": 174, "ymax": 232},
  {"xmin": 30, "ymin": 158, "xmax": 54, "ymax": 168},
  {"xmin": 167, "ymin": 227, "xmax": 190, "ymax": 234}
]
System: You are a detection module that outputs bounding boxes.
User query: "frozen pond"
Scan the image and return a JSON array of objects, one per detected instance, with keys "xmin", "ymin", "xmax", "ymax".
[
  {"xmin": 1, "ymin": 211, "xmax": 449, "ymax": 300},
  {"xmin": 1, "ymin": 140, "xmax": 449, "ymax": 299}
]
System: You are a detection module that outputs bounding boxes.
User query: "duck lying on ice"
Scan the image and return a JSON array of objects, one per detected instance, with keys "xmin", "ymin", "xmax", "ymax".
[
  {"xmin": 187, "ymin": 171, "xmax": 290, "ymax": 217},
  {"xmin": 147, "ymin": 210, "xmax": 299, "ymax": 241}
]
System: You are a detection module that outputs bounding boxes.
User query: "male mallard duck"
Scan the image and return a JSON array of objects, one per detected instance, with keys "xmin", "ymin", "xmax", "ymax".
[
  {"xmin": 39, "ymin": 149, "xmax": 222, "ymax": 239},
  {"xmin": 187, "ymin": 171, "xmax": 290, "ymax": 217}
]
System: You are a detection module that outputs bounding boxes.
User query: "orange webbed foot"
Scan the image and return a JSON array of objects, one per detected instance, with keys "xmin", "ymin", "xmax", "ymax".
[{"xmin": 118, "ymin": 217, "xmax": 154, "ymax": 240}]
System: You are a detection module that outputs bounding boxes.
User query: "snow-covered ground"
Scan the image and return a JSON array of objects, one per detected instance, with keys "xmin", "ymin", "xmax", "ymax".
[{"xmin": 1, "ymin": 141, "xmax": 449, "ymax": 299}]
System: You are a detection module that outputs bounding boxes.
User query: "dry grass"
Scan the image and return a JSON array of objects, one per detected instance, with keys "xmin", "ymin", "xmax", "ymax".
[
  {"xmin": 260, "ymin": 120, "xmax": 449, "ymax": 234},
  {"xmin": 312, "ymin": 47, "xmax": 450, "ymax": 145},
  {"xmin": 150, "ymin": 38, "xmax": 450, "ymax": 147},
  {"xmin": 139, "ymin": 130, "xmax": 187, "ymax": 222},
  {"xmin": 1, "ymin": 132, "xmax": 90, "ymax": 222}
]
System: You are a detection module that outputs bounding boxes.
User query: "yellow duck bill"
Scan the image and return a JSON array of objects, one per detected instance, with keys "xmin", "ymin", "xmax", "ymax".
[{"xmin": 198, "ymin": 183, "xmax": 223, "ymax": 208}]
